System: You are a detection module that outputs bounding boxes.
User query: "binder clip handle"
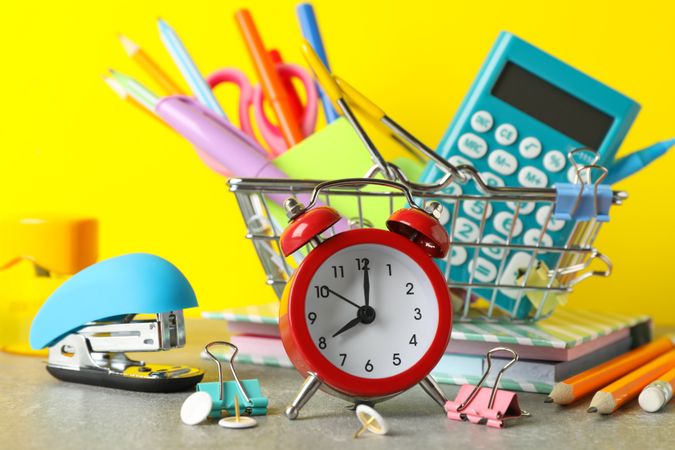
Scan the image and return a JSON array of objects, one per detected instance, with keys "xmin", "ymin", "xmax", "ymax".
[
  {"xmin": 456, "ymin": 347, "xmax": 518, "ymax": 412},
  {"xmin": 204, "ymin": 341, "xmax": 252, "ymax": 404}
]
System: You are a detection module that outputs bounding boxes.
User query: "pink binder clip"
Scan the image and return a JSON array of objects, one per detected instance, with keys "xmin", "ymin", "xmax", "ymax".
[{"xmin": 445, "ymin": 347, "xmax": 529, "ymax": 428}]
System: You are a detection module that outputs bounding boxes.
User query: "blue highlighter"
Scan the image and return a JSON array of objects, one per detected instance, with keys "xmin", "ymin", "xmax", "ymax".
[{"xmin": 605, "ymin": 139, "xmax": 675, "ymax": 184}]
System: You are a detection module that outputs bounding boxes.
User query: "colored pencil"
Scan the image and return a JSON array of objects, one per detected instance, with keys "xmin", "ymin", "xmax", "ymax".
[
  {"xmin": 158, "ymin": 18, "xmax": 228, "ymax": 119},
  {"xmin": 235, "ymin": 9, "xmax": 304, "ymax": 148},
  {"xmin": 108, "ymin": 69, "xmax": 160, "ymax": 112},
  {"xmin": 118, "ymin": 34, "xmax": 184, "ymax": 96},
  {"xmin": 639, "ymin": 366, "xmax": 675, "ymax": 412},
  {"xmin": 588, "ymin": 348, "xmax": 675, "ymax": 414},
  {"xmin": 546, "ymin": 336, "xmax": 674, "ymax": 405}
]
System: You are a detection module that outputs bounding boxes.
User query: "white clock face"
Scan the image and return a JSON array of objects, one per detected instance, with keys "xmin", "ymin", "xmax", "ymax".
[{"xmin": 305, "ymin": 243, "xmax": 440, "ymax": 379}]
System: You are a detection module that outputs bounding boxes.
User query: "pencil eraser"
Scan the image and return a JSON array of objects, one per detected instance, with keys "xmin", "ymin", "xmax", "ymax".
[{"xmin": 639, "ymin": 386, "xmax": 666, "ymax": 412}]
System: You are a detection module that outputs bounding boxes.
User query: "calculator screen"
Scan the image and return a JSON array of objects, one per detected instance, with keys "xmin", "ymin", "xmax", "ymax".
[{"xmin": 491, "ymin": 62, "xmax": 613, "ymax": 150}]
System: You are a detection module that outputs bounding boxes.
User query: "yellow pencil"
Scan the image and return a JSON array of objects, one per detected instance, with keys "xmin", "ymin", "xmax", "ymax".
[
  {"xmin": 118, "ymin": 34, "xmax": 184, "ymax": 96},
  {"xmin": 588, "ymin": 348, "xmax": 675, "ymax": 414}
]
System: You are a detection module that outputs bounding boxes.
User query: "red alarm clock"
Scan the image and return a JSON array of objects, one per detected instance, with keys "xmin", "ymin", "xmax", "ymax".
[{"xmin": 278, "ymin": 179, "xmax": 452, "ymax": 419}]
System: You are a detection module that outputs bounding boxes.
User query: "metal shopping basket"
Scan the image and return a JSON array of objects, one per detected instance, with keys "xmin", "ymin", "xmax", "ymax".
[{"xmin": 229, "ymin": 145, "xmax": 627, "ymax": 323}]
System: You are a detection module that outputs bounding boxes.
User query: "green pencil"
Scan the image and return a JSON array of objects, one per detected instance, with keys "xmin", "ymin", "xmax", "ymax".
[{"xmin": 109, "ymin": 69, "xmax": 160, "ymax": 112}]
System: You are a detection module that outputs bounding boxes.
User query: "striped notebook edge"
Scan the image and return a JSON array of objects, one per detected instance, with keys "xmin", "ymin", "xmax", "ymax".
[
  {"xmin": 431, "ymin": 372, "xmax": 554, "ymax": 394},
  {"xmin": 200, "ymin": 350, "xmax": 293, "ymax": 369}
]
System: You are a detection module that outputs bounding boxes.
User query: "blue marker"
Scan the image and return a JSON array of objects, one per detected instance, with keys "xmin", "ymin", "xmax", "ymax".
[
  {"xmin": 605, "ymin": 139, "xmax": 675, "ymax": 184},
  {"xmin": 296, "ymin": 3, "xmax": 339, "ymax": 123}
]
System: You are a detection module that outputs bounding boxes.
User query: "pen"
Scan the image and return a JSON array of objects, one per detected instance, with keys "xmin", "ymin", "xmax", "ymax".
[
  {"xmin": 605, "ymin": 139, "xmax": 675, "ymax": 184},
  {"xmin": 235, "ymin": 9, "xmax": 304, "ymax": 148},
  {"xmin": 269, "ymin": 48, "xmax": 304, "ymax": 123},
  {"xmin": 118, "ymin": 34, "xmax": 184, "ymax": 96},
  {"xmin": 296, "ymin": 3, "xmax": 339, "ymax": 123},
  {"xmin": 158, "ymin": 18, "xmax": 228, "ymax": 120}
]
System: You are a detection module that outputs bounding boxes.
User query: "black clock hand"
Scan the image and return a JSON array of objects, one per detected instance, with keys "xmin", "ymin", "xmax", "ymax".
[
  {"xmin": 363, "ymin": 265, "xmax": 370, "ymax": 307},
  {"xmin": 326, "ymin": 288, "xmax": 360, "ymax": 308},
  {"xmin": 332, "ymin": 316, "xmax": 362, "ymax": 338}
]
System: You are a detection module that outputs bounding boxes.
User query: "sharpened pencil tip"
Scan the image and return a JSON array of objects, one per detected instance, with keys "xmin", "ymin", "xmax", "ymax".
[
  {"xmin": 587, "ymin": 407, "xmax": 598, "ymax": 413},
  {"xmin": 108, "ymin": 68, "xmax": 117, "ymax": 74},
  {"xmin": 544, "ymin": 397, "xmax": 553, "ymax": 403}
]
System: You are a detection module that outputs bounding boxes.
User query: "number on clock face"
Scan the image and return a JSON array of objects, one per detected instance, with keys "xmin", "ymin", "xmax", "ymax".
[{"xmin": 305, "ymin": 243, "xmax": 439, "ymax": 378}]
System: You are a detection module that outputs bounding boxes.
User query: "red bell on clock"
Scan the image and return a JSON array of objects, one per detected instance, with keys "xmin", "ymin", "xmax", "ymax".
[{"xmin": 278, "ymin": 180, "xmax": 453, "ymax": 420}]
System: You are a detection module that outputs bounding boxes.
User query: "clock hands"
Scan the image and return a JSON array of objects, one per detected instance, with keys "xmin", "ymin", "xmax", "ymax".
[
  {"xmin": 332, "ymin": 316, "xmax": 362, "ymax": 338},
  {"xmin": 363, "ymin": 262, "xmax": 370, "ymax": 307},
  {"xmin": 326, "ymin": 288, "xmax": 360, "ymax": 308},
  {"xmin": 329, "ymin": 259, "xmax": 376, "ymax": 338}
]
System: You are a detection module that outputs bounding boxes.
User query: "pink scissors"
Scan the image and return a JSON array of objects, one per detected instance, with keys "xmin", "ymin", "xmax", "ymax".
[{"xmin": 206, "ymin": 61, "xmax": 318, "ymax": 157}]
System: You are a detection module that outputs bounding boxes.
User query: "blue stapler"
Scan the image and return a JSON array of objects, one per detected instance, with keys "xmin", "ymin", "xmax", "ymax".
[{"xmin": 30, "ymin": 253, "xmax": 204, "ymax": 392}]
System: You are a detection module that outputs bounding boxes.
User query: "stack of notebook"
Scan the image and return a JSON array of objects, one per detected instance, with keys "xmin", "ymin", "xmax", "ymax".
[{"xmin": 203, "ymin": 304, "xmax": 651, "ymax": 393}]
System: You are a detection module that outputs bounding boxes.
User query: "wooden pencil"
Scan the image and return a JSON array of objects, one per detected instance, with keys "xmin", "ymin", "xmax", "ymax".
[
  {"xmin": 588, "ymin": 348, "xmax": 675, "ymax": 414},
  {"xmin": 546, "ymin": 336, "xmax": 674, "ymax": 405},
  {"xmin": 119, "ymin": 34, "xmax": 184, "ymax": 96}
]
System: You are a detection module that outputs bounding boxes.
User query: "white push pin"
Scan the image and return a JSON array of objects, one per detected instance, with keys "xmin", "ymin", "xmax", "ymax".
[
  {"xmin": 181, "ymin": 391, "xmax": 213, "ymax": 425},
  {"xmin": 219, "ymin": 395, "xmax": 258, "ymax": 429},
  {"xmin": 354, "ymin": 404, "xmax": 389, "ymax": 438}
]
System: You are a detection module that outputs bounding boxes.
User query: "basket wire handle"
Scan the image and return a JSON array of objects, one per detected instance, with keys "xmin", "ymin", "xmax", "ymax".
[
  {"xmin": 204, "ymin": 341, "xmax": 252, "ymax": 404},
  {"xmin": 556, "ymin": 250, "xmax": 613, "ymax": 286},
  {"xmin": 303, "ymin": 178, "xmax": 423, "ymax": 212},
  {"xmin": 456, "ymin": 347, "xmax": 519, "ymax": 412}
]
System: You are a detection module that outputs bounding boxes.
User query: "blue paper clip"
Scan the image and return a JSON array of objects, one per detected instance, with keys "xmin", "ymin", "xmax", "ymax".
[
  {"xmin": 197, "ymin": 341, "xmax": 268, "ymax": 418},
  {"xmin": 553, "ymin": 153, "xmax": 615, "ymax": 222}
]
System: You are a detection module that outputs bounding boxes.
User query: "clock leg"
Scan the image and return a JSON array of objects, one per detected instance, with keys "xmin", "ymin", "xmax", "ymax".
[
  {"xmin": 419, "ymin": 375, "xmax": 448, "ymax": 409},
  {"xmin": 285, "ymin": 372, "xmax": 323, "ymax": 420}
]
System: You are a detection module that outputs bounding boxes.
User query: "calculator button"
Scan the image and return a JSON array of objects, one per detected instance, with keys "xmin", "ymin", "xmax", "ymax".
[
  {"xmin": 495, "ymin": 124, "xmax": 518, "ymax": 146},
  {"xmin": 523, "ymin": 229, "xmax": 553, "ymax": 247},
  {"xmin": 463, "ymin": 199, "xmax": 493, "ymax": 221},
  {"xmin": 481, "ymin": 234, "xmax": 506, "ymax": 260},
  {"xmin": 453, "ymin": 217, "xmax": 480, "ymax": 242},
  {"xmin": 519, "ymin": 137, "xmax": 542, "ymax": 159},
  {"xmin": 458, "ymin": 133, "xmax": 488, "ymax": 159},
  {"xmin": 543, "ymin": 150, "xmax": 566, "ymax": 173},
  {"xmin": 480, "ymin": 172, "xmax": 505, "ymax": 187},
  {"xmin": 494, "ymin": 212, "xmax": 523, "ymax": 237},
  {"xmin": 518, "ymin": 166, "xmax": 548, "ymax": 188},
  {"xmin": 471, "ymin": 110, "xmax": 494, "ymax": 133},
  {"xmin": 507, "ymin": 201, "xmax": 535, "ymax": 215},
  {"xmin": 448, "ymin": 155, "xmax": 473, "ymax": 171},
  {"xmin": 499, "ymin": 252, "xmax": 533, "ymax": 299},
  {"xmin": 469, "ymin": 257, "xmax": 498, "ymax": 282},
  {"xmin": 488, "ymin": 149, "xmax": 518, "ymax": 175},
  {"xmin": 442, "ymin": 182, "xmax": 463, "ymax": 198},
  {"xmin": 536, "ymin": 206, "xmax": 565, "ymax": 231},
  {"xmin": 450, "ymin": 246, "xmax": 467, "ymax": 265}
]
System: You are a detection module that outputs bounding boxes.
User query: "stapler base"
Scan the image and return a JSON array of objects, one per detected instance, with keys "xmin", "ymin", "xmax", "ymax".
[{"xmin": 46, "ymin": 364, "xmax": 204, "ymax": 393}]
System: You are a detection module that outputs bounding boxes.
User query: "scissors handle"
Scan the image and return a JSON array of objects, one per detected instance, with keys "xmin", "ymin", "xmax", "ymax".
[{"xmin": 207, "ymin": 64, "xmax": 318, "ymax": 157}]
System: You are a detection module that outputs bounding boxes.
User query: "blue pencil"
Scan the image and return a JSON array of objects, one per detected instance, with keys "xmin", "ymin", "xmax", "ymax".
[
  {"xmin": 296, "ymin": 3, "xmax": 339, "ymax": 124},
  {"xmin": 158, "ymin": 18, "xmax": 228, "ymax": 120}
]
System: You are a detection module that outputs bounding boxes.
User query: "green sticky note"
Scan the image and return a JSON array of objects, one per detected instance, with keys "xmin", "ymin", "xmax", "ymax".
[{"xmin": 272, "ymin": 118, "xmax": 423, "ymax": 229}]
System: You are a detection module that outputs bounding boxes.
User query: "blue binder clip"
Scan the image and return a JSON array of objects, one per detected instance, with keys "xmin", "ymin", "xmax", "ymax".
[
  {"xmin": 554, "ymin": 156, "xmax": 616, "ymax": 222},
  {"xmin": 29, "ymin": 253, "xmax": 204, "ymax": 392},
  {"xmin": 197, "ymin": 341, "xmax": 268, "ymax": 418}
]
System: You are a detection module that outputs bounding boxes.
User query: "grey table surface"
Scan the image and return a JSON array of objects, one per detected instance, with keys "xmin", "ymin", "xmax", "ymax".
[{"xmin": 2, "ymin": 319, "xmax": 673, "ymax": 450}]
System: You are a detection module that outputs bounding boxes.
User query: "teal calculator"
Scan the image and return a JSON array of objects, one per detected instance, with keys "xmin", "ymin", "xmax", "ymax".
[{"xmin": 421, "ymin": 32, "xmax": 640, "ymax": 318}]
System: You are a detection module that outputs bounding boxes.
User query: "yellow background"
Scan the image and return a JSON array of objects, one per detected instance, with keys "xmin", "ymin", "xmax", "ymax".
[{"xmin": 2, "ymin": 0, "xmax": 674, "ymax": 324}]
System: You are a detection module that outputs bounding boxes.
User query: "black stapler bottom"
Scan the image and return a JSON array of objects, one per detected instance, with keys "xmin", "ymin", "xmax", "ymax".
[{"xmin": 47, "ymin": 363, "xmax": 204, "ymax": 393}]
